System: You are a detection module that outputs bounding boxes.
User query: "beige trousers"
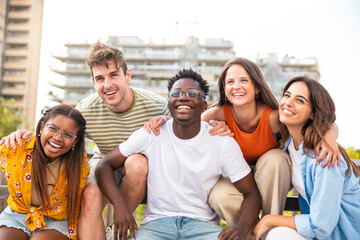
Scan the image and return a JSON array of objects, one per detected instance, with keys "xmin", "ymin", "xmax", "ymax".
[{"xmin": 208, "ymin": 149, "xmax": 291, "ymax": 227}]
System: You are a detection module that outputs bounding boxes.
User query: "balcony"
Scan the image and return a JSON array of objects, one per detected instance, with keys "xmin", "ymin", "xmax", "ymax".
[{"xmin": 1, "ymin": 87, "xmax": 25, "ymax": 96}]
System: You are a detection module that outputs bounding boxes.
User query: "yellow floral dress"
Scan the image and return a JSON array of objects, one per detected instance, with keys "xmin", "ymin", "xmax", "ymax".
[{"xmin": 0, "ymin": 136, "xmax": 89, "ymax": 240}]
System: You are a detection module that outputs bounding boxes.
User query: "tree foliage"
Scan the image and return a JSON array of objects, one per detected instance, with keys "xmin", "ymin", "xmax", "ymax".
[
  {"xmin": 345, "ymin": 146, "xmax": 360, "ymax": 159},
  {"xmin": 0, "ymin": 97, "xmax": 24, "ymax": 139}
]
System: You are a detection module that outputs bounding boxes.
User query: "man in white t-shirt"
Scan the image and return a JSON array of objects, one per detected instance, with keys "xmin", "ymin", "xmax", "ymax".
[{"xmin": 95, "ymin": 69, "xmax": 261, "ymax": 240}]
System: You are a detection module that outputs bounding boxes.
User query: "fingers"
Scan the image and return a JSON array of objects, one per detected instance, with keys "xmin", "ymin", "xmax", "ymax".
[
  {"xmin": 218, "ymin": 229, "xmax": 226, "ymax": 240},
  {"xmin": 14, "ymin": 131, "xmax": 24, "ymax": 148},
  {"xmin": 144, "ymin": 122, "xmax": 151, "ymax": 134},
  {"xmin": 336, "ymin": 152, "xmax": 341, "ymax": 167},
  {"xmin": 113, "ymin": 224, "xmax": 119, "ymax": 240},
  {"xmin": 128, "ymin": 223, "xmax": 137, "ymax": 240},
  {"xmin": 320, "ymin": 152, "xmax": 330, "ymax": 168},
  {"xmin": 23, "ymin": 131, "xmax": 33, "ymax": 139}
]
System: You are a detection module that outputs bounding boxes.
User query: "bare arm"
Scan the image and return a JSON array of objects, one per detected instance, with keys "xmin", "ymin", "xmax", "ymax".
[
  {"xmin": 95, "ymin": 147, "xmax": 138, "ymax": 240},
  {"xmin": 218, "ymin": 173, "xmax": 261, "ymax": 240},
  {"xmin": 250, "ymin": 215, "xmax": 296, "ymax": 240},
  {"xmin": 0, "ymin": 130, "xmax": 33, "ymax": 149},
  {"xmin": 315, "ymin": 123, "xmax": 340, "ymax": 168}
]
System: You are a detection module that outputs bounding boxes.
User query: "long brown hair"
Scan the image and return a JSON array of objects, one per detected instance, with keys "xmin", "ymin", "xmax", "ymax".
[
  {"xmin": 279, "ymin": 76, "xmax": 359, "ymax": 177},
  {"xmin": 217, "ymin": 57, "xmax": 278, "ymax": 109},
  {"xmin": 32, "ymin": 104, "xmax": 86, "ymax": 224}
]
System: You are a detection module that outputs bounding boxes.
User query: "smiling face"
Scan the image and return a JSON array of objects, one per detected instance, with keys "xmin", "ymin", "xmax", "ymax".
[
  {"xmin": 224, "ymin": 64, "xmax": 259, "ymax": 106},
  {"xmin": 168, "ymin": 78, "xmax": 207, "ymax": 125},
  {"xmin": 40, "ymin": 115, "xmax": 79, "ymax": 161},
  {"xmin": 279, "ymin": 81, "xmax": 313, "ymax": 132},
  {"xmin": 92, "ymin": 60, "xmax": 132, "ymax": 112}
]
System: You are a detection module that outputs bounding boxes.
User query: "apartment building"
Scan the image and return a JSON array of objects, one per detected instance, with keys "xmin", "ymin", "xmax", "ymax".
[
  {"xmin": 256, "ymin": 53, "xmax": 320, "ymax": 100},
  {"xmin": 50, "ymin": 36, "xmax": 235, "ymax": 105},
  {"xmin": 0, "ymin": 0, "xmax": 44, "ymax": 128}
]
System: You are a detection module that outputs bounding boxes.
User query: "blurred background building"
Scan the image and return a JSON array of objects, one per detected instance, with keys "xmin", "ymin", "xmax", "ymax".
[
  {"xmin": 256, "ymin": 53, "xmax": 320, "ymax": 100},
  {"xmin": 0, "ymin": 0, "xmax": 44, "ymax": 128}
]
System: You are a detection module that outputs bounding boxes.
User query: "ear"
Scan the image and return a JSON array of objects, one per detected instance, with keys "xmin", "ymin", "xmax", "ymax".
[
  {"xmin": 256, "ymin": 87, "xmax": 260, "ymax": 94},
  {"xmin": 125, "ymin": 69, "xmax": 131, "ymax": 84},
  {"xmin": 203, "ymin": 101, "xmax": 208, "ymax": 112}
]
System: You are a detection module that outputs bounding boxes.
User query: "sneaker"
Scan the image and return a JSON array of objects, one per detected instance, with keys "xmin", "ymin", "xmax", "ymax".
[{"xmin": 105, "ymin": 225, "xmax": 114, "ymax": 240}]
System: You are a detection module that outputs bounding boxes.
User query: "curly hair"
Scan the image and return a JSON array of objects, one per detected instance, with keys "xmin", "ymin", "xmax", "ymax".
[
  {"xmin": 86, "ymin": 41, "xmax": 127, "ymax": 78},
  {"xmin": 168, "ymin": 69, "xmax": 209, "ymax": 96}
]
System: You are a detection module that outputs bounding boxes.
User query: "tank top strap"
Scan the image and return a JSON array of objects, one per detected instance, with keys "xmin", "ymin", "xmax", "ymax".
[{"xmin": 259, "ymin": 106, "xmax": 273, "ymax": 125}]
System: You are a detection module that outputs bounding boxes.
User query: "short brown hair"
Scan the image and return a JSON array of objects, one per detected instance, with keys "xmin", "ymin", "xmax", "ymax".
[{"xmin": 86, "ymin": 42, "xmax": 127, "ymax": 78}]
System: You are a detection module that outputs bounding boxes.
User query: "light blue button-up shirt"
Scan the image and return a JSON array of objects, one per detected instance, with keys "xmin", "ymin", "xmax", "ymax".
[{"xmin": 285, "ymin": 139, "xmax": 360, "ymax": 240}]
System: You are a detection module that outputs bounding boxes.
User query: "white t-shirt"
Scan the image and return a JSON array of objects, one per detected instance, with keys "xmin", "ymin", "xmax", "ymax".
[
  {"xmin": 288, "ymin": 139, "xmax": 307, "ymax": 201},
  {"xmin": 120, "ymin": 120, "xmax": 251, "ymax": 224}
]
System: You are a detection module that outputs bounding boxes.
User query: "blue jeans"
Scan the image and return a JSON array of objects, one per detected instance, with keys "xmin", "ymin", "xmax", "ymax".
[{"xmin": 133, "ymin": 216, "xmax": 222, "ymax": 240}]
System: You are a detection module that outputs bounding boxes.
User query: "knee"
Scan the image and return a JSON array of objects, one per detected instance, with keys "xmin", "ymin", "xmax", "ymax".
[
  {"xmin": 81, "ymin": 183, "xmax": 104, "ymax": 214},
  {"xmin": 124, "ymin": 154, "xmax": 148, "ymax": 178},
  {"xmin": 256, "ymin": 149, "xmax": 290, "ymax": 172}
]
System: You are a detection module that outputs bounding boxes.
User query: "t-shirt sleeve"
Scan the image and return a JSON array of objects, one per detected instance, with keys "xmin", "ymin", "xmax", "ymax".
[
  {"xmin": 221, "ymin": 137, "xmax": 251, "ymax": 183},
  {"xmin": 119, "ymin": 128, "xmax": 150, "ymax": 157}
]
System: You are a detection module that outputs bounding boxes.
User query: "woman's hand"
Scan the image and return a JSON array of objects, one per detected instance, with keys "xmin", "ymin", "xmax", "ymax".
[
  {"xmin": 250, "ymin": 216, "xmax": 272, "ymax": 240},
  {"xmin": 315, "ymin": 140, "xmax": 341, "ymax": 169},
  {"xmin": 208, "ymin": 120, "xmax": 234, "ymax": 137},
  {"xmin": 143, "ymin": 116, "xmax": 171, "ymax": 136}
]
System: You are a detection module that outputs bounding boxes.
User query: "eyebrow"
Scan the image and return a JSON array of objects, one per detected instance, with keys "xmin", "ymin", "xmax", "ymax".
[{"xmin": 285, "ymin": 90, "xmax": 309, "ymax": 103}]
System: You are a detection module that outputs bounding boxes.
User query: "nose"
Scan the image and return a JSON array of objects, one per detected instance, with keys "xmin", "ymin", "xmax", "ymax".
[
  {"xmin": 53, "ymin": 131, "xmax": 64, "ymax": 141},
  {"xmin": 178, "ymin": 90, "xmax": 188, "ymax": 100},
  {"xmin": 233, "ymin": 79, "xmax": 241, "ymax": 88},
  {"xmin": 104, "ymin": 77, "xmax": 111, "ymax": 89}
]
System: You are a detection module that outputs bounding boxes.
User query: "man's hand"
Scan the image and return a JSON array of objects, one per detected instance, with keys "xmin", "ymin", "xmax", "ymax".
[
  {"xmin": 112, "ymin": 203, "xmax": 138, "ymax": 240},
  {"xmin": 208, "ymin": 120, "xmax": 234, "ymax": 137},
  {"xmin": 143, "ymin": 116, "xmax": 171, "ymax": 136},
  {"xmin": 218, "ymin": 227, "xmax": 246, "ymax": 240},
  {"xmin": 0, "ymin": 130, "xmax": 33, "ymax": 149}
]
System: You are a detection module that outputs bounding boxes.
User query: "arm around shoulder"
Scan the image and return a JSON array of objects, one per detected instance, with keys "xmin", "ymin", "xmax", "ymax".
[{"xmin": 201, "ymin": 105, "xmax": 225, "ymax": 123}]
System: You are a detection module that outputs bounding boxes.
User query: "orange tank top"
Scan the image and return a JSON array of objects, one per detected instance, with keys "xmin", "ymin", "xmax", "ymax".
[{"xmin": 223, "ymin": 104, "xmax": 277, "ymax": 163}]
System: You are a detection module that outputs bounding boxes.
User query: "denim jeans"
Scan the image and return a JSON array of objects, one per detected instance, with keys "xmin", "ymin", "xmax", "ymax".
[{"xmin": 133, "ymin": 216, "xmax": 222, "ymax": 240}]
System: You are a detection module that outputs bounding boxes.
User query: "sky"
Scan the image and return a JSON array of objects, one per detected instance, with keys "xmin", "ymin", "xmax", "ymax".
[{"xmin": 38, "ymin": 0, "xmax": 360, "ymax": 148}]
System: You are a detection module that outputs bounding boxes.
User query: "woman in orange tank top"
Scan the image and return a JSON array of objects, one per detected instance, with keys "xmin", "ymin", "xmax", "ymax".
[{"xmin": 202, "ymin": 57, "xmax": 340, "ymax": 227}]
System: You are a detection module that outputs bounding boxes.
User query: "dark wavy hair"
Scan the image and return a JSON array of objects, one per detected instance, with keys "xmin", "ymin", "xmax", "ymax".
[
  {"xmin": 32, "ymin": 104, "xmax": 87, "ymax": 224},
  {"xmin": 217, "ymin": 57, "xmax": 278, "ymax": 109},
  {"xmin": 279, "ymin": 76, "xmax": 359, "ymax": 177},
  {"xmin": 168, "ymin": 68, "xmax": 209, "ymax": 96}
]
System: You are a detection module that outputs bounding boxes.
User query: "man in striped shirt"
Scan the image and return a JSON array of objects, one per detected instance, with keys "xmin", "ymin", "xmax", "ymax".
[{"xmin": 76, "ymin": 42, "xmax": 170, "ymax": 240}]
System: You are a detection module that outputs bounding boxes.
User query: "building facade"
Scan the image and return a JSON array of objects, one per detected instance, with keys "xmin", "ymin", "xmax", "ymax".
[
  {"xmin": 50, "ymin": 36, "xmax": 235, "ymax": 105},
  {"xmin": 256, "ymin": 53, "xmax": 320, "ymax": 100},
  {"xmin": 0, "ymin": 0, "xmax": 44, "ymax": 128}
]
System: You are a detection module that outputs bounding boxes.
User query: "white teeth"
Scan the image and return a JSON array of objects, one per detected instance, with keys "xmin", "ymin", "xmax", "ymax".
[
  {"xmin": 105, "ymin": 90, "xmax": 117, "ymax": 95},
  {"xmin": 178, "ymin": 105, "xmax": 190, "ymax": 110},
  {"xmin": 283, "ymin": 109, "xmax": 293, "ymax": 115},
  {"xmin": 233, "ymin": 93, "xmax": 245, "ymax": 96},
  {"xmin": 49, "ymin": 142, "xmax": 61, "ymax": 148}
]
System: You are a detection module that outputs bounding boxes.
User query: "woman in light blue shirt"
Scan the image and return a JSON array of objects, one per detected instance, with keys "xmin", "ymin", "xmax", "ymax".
[{"xmin": 251, "ymin": 76, "xmax": 360, "ymax": 240}]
